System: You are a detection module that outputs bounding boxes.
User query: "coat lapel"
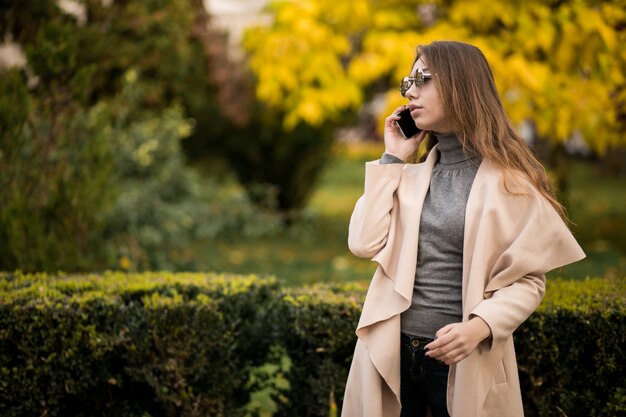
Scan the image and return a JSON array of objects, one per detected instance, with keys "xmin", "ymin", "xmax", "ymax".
[
  {"xmin": 360, "ymin": 147, "xmax": 439, "ymax": 329},
  {"xmin": 354, "ymin": 147, "xmax": 439, "ymax": 404}
]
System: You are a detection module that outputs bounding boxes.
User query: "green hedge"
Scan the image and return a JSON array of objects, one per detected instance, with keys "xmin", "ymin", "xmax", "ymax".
[
  {"xmin": 265, "ymin": 277, "xmax": 626, "ymax": 417},
  {"xmin": 0, "ymin": 272, "xmax": 279, "ymax": 417},
  {"xmin": 517, "ymin": 278, "xmax": 626, "ymax": 417},
  {"xmin": 273, "ymin": 282, "xmax": 367, "ymax": 417},
  {"xmin": 1, "ymin": 273, "xmax": 624, "ymax": 417}
]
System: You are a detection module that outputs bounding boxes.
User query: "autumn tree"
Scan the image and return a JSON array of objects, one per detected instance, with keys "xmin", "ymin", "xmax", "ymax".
[{"xmin": 244, "ymin": 0, "xmax": 626, "ymax": 169}]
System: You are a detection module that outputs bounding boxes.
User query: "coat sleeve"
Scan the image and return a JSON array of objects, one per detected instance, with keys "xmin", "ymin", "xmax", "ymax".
[
  {"xmin": 348, "ymin": 161, "xmax": 404, "ymax": 259},
  {"xmin": 470, "ymin": 272, "xmax": 546, "ymax": 349},
  {"xmin": 468, "ymin": 177, "xmax": 585, "ymax": 348}
]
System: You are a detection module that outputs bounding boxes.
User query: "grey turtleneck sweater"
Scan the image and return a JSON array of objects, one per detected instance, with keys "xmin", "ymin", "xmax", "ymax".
[{"xmin": 381, "ymin": 133, "xmax": 481, "ymax": 339}]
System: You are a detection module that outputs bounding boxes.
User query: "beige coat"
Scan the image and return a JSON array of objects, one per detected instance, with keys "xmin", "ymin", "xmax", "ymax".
[{"xmin": 341, "ymin": 147, "xmax": 585, "ymax": 417}]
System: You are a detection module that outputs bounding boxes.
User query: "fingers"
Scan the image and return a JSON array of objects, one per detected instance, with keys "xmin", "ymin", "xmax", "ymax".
[
  {"xmin": 436, "ymin": 323, "xmax": 455, "ymax": 339},
  {"xmin": 393, "ymin": 105, "xmax": 408, "ymax": 115},
  {"xmin": 384, "ymin": 106, "xmax": 407, "ymax": 128},
  {"xmin": 423, "ymin": 324, "xmax": 453, "ymax": 351},
  {"xmin": 427, "ymin": 343, "xmax": 472, "ymax": 365},
  {"xmin": 424, "ymin": 323, "xmax": 477, "ymax": 365}
]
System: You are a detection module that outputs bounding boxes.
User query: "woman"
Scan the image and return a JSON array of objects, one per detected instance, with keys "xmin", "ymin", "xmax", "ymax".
[{"xmin": 341, "ymin": 41, "xmax": 585, "ymax": 417}]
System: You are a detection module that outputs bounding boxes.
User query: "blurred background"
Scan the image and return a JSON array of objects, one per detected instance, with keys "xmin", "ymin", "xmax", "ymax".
[{"xmin": 1, "ymin": 0, "xmax": 625, "ymax": 285}]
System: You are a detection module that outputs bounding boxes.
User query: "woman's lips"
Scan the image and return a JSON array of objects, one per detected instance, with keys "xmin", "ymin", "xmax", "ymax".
[{"xmin": 410, "ymin": 107, "xmax": 422, "ymax": 117}]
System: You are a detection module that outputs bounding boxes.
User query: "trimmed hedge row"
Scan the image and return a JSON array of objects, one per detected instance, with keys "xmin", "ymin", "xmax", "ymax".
[
  {"xmin": 516, "ymin": 278, "xmax": 626, "ymax": 417},
  {"xmin": 273, "ymin": 282, "xmax": 367, "ymax": 417},
  {"xmin": 0, "ymin": 272, "xmax": 280, "ymax": 417},
  {"xmin": 1, "ymin": 272, "xmax": 624, "ymax": 417}
]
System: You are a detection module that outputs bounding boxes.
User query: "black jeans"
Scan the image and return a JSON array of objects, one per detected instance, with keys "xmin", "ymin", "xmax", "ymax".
[{"xmin": 400, "ymin": 333, "xmax": 450, "ymax": 417}]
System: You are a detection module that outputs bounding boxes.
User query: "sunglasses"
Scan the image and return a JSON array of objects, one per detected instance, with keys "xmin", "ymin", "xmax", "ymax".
[{"xmin": 400, "ymin": 68, "xmax": 432, "ymax": 97}]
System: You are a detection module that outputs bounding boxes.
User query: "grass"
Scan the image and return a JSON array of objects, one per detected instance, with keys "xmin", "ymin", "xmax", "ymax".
[{"xmin": 191, "ymin": 147, "xmax": 626, "ymax": 285}]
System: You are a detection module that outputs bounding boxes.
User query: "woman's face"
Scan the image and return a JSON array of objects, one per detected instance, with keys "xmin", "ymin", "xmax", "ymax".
[{"xmin": 405, "ymin": 57, "xmax": 453, "ymax": 134}]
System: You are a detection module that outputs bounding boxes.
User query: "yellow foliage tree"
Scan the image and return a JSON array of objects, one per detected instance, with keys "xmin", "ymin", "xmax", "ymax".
[{"xmin": 244, "ymin": 0, "xmax": 625, "ymax": 153}]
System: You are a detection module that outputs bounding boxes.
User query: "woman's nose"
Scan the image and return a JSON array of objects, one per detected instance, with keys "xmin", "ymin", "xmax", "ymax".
[{"xmin": 405, "ymin": 84, "xmax": 420, "ymax": 100}]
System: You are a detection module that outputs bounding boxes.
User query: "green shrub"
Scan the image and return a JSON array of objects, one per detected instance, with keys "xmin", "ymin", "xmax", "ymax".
[
  {"xmin": 0, "ymin": 272, "xmax": 279, "ymax": 417},
  {"xmin": 98, "ymin": 80, "xmax": 217, "ymax": 271},
  {"xmin": 273, "ymin": 282, "xmax": 367, "ymax": 417},
  {"xmin": 0, "ymin": 0, "xmax": 231, "ymax": 273},
  {"xmin": 517, "ymin": 277, "xmax": 626, "ymax": 417},
  {"xmin": 271, "ymin": 278, "xmax": 625, "ymax": 417},
  {"xmin": 0, "ymin": 68, "xmax": 115, "ymax": 272},
  {"xmin": 1, "ymin": 273, "xmax": 624, "ymax": 417}
]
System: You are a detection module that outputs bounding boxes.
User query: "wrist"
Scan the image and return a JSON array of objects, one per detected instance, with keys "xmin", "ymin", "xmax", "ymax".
[
  {"xmin": 380, "ymin": 153, "xmax": 405, "ymax": 164},
  {"xmin": 469, "ymin": 316, "xmax": 492, "ymax": 341},
  {"xmin": 383, "ymin": 151, "xmax": 406, "ymax": 161}
]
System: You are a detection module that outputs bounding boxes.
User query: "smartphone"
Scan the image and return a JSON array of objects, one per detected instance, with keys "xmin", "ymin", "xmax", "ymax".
[{"xmin": 395, "ymin": 107, "xmax": 421, "ymax": 139}]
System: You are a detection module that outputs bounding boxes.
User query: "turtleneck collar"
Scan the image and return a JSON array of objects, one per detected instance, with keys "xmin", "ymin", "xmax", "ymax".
[{"xmin": 434, "ymin": 132, "xmax": 474, "ymax": 165}]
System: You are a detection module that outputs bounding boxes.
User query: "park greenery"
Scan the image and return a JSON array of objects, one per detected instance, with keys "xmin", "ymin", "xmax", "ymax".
[
  {"xmin": 1, "ymin": 271, "xmax": 624, "ymax": 416},
  {"xmin": 1, "ymin": 1, "xmax": 626, "ymax": 416},
  {"xmin": 1, "ymin": 0, "xmax": 234, "ymax": 271}
]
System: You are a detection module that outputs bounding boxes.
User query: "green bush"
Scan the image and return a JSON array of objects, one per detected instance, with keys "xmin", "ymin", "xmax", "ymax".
[
  {"xmin": 274, "ymin": 278, "xmax": 626, "ymax": 417},
  {"xmin": 98, "ymin": 78, "xmax": 217, "ymax": 271},
  {"xmin": 517, "ymin": 277, "xmax": 626, "ymax": 417},
  {"xmin": 1, "ymin": 273, "xmax": 624, "ymax": 417},
  {"xmin": 0, "ymin": 272, "xmax": 279, "ymax": 417},
  {"xmin": 273, "ymin": 282, "xmax": 367, "ymax": 417},
  {"xmin": 0, "ymin": 0, "xmax": 230, "ymax": 273},
  {"xmin": 0, "ymin": 68, "xmax": 115, "ymax": 272},
  {"xmin": 223, "ymin": 115, "xmax": 339, "ymax": 218}
]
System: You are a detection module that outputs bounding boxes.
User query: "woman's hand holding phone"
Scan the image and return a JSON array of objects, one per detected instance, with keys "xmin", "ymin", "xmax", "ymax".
[{"xmin": 384, "ymin": 106, "xmax": 426, "ymax": 162}]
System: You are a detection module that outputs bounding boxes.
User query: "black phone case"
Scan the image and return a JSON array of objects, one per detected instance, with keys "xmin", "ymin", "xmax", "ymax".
[{"xmin": 396, "ymin": 108, "xmax": 421, "ymax": 139}]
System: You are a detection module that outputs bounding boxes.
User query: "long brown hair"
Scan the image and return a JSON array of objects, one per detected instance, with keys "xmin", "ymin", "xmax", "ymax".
[{"xmin": 415, "ymin": 41, "xmax": 566, "ymax": 219}]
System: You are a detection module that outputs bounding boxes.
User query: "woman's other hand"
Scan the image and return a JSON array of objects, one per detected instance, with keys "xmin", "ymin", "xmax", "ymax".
[{"xmin": 424, "ymin": 317, "xmax": 492, "ymax": 365}]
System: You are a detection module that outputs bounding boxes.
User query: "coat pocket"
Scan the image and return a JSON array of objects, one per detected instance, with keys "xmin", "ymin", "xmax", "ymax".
[{"xmin": 494, "ymin": 359, "xmax": 507, "ymax": 385}]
